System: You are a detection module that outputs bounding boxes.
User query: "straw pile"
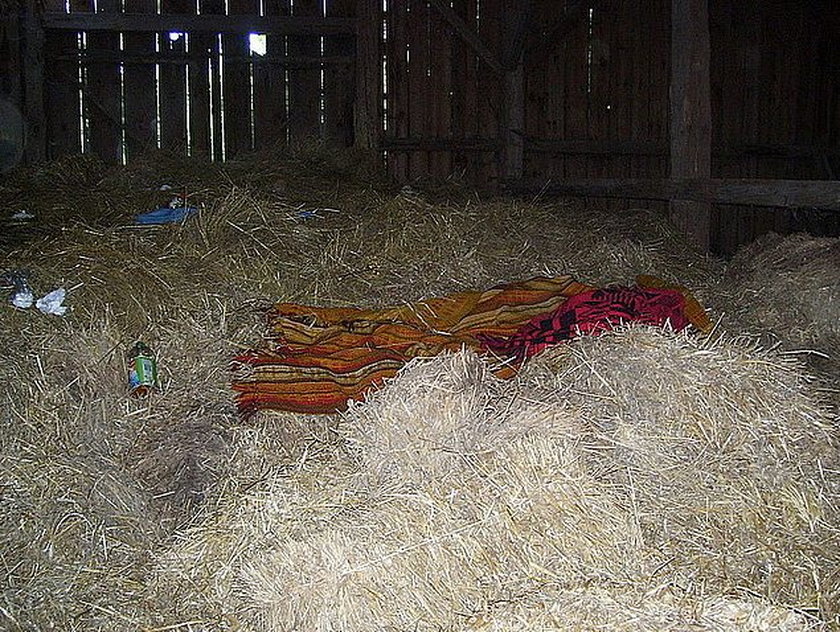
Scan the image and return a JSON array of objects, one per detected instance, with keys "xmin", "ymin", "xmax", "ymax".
[
  {"xmin": 0, "ymin": 146, "xmax": 838, "ymax": 631},
  {"xmin": 722, "ymin": 232, "xmax": 840, "ymax": 378}
]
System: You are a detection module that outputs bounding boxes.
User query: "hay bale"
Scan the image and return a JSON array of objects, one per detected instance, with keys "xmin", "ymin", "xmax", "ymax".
[
  {"xmin": 3, "ymin": 150, "xmax": 835, "ymax": 630},
  {"xmin": 722, "ymin": 233, "xmax": 840, "ymax": 366},
  {"xmin": 145, "ymin": 329, "xmax": 839, "ymax": 631}
]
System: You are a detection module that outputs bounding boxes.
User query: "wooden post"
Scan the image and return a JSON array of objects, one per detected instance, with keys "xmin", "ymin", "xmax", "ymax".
[
  {"xmin": 353, "ymin": 0, "xmax": 379, "ymax": 150},
  {"xmin": 23, "ymin": 0, "xmax": 46, "ymax": 163},
  {"xmin": 669, "ymin": 0, "xmax": 712, "ymax": 249}
]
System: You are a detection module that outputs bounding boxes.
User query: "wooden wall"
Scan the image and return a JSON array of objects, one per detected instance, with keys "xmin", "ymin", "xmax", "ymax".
[
  {"xmin": 4, "ymin": 0, "xmax": 840, "ymax": 253},
  {"xmin": 380, "ymin": 0, "xmax": 840, "ymax": 253},
  {"xmin": 35, "ymin": 0, "xmax": 356, "ymax": 163}
]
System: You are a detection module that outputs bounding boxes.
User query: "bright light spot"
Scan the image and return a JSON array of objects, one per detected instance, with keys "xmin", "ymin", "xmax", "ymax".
[
  {"xmin": 249, "ymin": 33, "xmax": 267, "ymax": 56},
  {"xmin": 169, "ymin": 31, "xmax": 184, "ymax": 42}
]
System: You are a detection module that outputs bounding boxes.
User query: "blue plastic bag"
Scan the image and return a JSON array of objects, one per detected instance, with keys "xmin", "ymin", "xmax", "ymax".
[{"xmin": 135, "ymin": 206, "xmax": 198, "ymax": 225}]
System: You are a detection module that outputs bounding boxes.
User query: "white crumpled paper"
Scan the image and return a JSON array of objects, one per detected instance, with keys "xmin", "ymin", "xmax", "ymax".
[
  {"xmin": 11, "ymin": 288, "xmax": 34, "ymax": 309},
  {"xmin": 36, "ymin": 288, "xmax": 68, "ymax": 316}
]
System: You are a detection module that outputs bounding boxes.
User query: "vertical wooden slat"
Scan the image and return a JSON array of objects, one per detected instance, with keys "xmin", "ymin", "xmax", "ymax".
[
  {"xmin": 44, "ymin": 0, "xmax": 81, "ymax": 158},
  {"xmin": 123, "ymin": 0, "xmax": 157, "ymax": 158},
  {"xmin": 3, "ymin": 6, "xmax": 22, "ymax": 112},
  {"xmin": 475, "ymin": 0, "xmax": 502, "ymax": 183},
  {"xmin": 427, "ymin": 2, "xmax": 451, "ymax": 178},
  {"xmin": 630, "ymin": 0, "xmax": 648, "ymax": 179},
  {"xmin": 195, "ymin": 0, "xmax": 225, "ymax": 159},
  {"xmin": 563, "ymin": 0, "xmax": 589, "ymax": 180},
  {"xmin": 252, "ymin": 0, "xmax": 290, "ymax": 150},
  {"xmin": 23, "ymin": 0, "xmax": 47, "ymax": 163},
  {"xmin": 223, "ymin": 0, "xmax": 256, "ymax": 157},
  {"xmin": 323, "ymin": 0, "xmax": 355, "ymax": 147},
  {"xmin": 406, "ymin": 0, "xmax": 429, "ymax": 179},
  {"xmin": 287, "ymin": 0, "xmax": 321, "ymax": 141},
  {"xmin": 353, "ymin": 0, "xmax": 379, "ymax": 149},
  {"xmin": 86, "ymin": 0, "xmax": 122, "ymax": 162},
  {"xmin": 669, "ymin": 0, "xmax": 712, "ymax": 250},
  {"xmin": 386, "ymin": 0, "xmax": 408, "ymax": 181},
  {"xmin": 500, "ymin": 0, "xmax": 525, "ymax": 180},
  {"xmin": 449, "ymin": 0, "xmax": 478, "ymax": 182},
  {"xmin": 158, "ymin": 0, "xmax": 190, "ymax": 152},
  {"xmin": 651, "ymin": 0, "xmax": 669, "ymax": 179}
]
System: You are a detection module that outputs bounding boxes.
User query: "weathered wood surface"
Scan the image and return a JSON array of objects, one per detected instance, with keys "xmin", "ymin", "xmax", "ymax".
[
  {"xmin": 669, "ymin": 0, "xmax": 712, "ymax": 249},
  {"xmin": 23, "ymin": 0, "xmax": 46, "ymax": 162},
  {"xmin": 505, "ymin": 178, "xmax": 840, "ymax": 210},
  {"xmin": 122, "ymin": 0, "xmax": 157, "ymax": 158},
  {"xmin": 353, "ymin": 0, "xmax": 379, "ymax": 149}
]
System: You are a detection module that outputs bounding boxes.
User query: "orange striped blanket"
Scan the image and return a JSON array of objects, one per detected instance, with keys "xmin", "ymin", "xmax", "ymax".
[{"xmin": 232, "ymin": 275, "xmax": 710, "ymax": 415}]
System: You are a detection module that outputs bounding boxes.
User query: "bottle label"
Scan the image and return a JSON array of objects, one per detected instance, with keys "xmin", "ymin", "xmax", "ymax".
[{"xmin": 130, "ymin": 355, "xmax": 157, "ymax": 389}]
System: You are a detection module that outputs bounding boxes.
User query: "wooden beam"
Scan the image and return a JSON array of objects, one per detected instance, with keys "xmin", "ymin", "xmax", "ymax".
[
  {"xmin": 525, "ymin": 138, "xmax": 664, "ymax": 156},
  {"xmin": 382, "ymin": 137, "xmax": 500, "ymax": 152},
  {"xmin": 669, "ymin": 0, "xmax": 712, "ymax": 249},
  {"xmin": 426, "ymin": 0, "xmax": 503, "ymax": 74},
  {"xmin": 51, "ymin": 49, "xmax": 351, "ymax": 66},
  {"xmin": 504, "ymin": 178, "xmax": 840, "ymax": 211},
  {"xmin": 41, "ymin": 12, "xmax": 355, "ymax": 34}
]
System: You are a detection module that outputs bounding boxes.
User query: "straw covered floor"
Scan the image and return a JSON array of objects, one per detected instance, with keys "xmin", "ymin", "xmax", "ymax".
[{"xmin": 0, "ymin": 145, "xmax": 838, "ymax": 630}]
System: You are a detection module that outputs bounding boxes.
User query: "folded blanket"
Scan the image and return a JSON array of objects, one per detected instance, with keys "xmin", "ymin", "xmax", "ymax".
[{"xmin": 232, "ymin": 275, "xmax": 710, "ymax": 415}]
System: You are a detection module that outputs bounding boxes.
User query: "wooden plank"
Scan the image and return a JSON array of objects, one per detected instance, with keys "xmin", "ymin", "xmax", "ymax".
[
  {"xmin": 426, "ymin": 2, "xmax": 452, "ymax": 178},
  {"xmin": 123, "ymin": 0, "xmax": 157, "ymax": 158},
  {"xmin": 500, "ymin": 0, "xmax": 526, "ymax": 179},
  {"xmin": 382, "ymin": 137, "xmax": 498, "ymax": 151},
  {"xmin": 194, "ymin": 0, "xmax": 225, "ymax": 160},
  {"xmin": 2, "ymin": 7, "xmax": 21, "ymax": 107},
  {"xmin": 562, "ymin": 0, "xmax": 589, "ymax": 181},
  {"xmin": 287, "ymin": 0, "xmax": 320, "ymax": 141},
  {"xmin": 450, "ymin": 0, "xmax": 479, "ymax": 182},
  {"xmin": 352, "ymin": 0, "xmax": 378, "ymax": 149},
  {"xmin": 649, "ymin": 0, "xmax": 668, "ymax": 178},
  {"xmin": 323, "ymin": 0, "xmax": 355, "ymax": 146},
  {"xmin": 85, "ymin": 0, "xmax": 122, "ymax": 162},
  {"xmin": 252, "ymin": 0, "xmax": 290, "ymax": 150},
  {"xmin": 43, "ymin": 0, "xmax": 81, "ymax": 158},
  {"xmin": 406, "ymin": 0, "xmax": 429, "ymax": 179},
  {"xmin": 476, "ymin": 0, "xmax": 503, "ymax": 183},
  {"xmin": 43, "ymin": 12, "xmax": 355, "ymax": 33},
  {"xmin": 157, "ymin": 0, "xmax": 190, "ymax": 153},
  {"xmin": 505, "ymin": 177, "xmax": 840, "ymax": 210},
  {"xmin": 223, "ymin": 0, "xmax": 256, "ymax": 157},
  {"xmin": 669, "ymin": 0, "xmax": 712, "ymax": 249},
  {"xmin": 385, "ymin": 0, "xmax": 408, "ymax": 181},
  {"xmin": 23, "ymin": 0, "xmax": 47, "ymax": 163}
]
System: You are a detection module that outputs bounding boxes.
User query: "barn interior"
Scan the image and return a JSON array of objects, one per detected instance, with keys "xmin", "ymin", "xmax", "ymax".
[{"xmin": 1, "ymin": 1, "xmax": 839, "ymax": 630}]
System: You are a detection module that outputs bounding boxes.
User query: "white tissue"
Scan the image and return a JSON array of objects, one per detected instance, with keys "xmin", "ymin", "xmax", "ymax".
[
  {"xmin": 11, "ymin": 289, "xmax": 34, "ymax": 309},
  {"xmin": 36, "ymin": 288, "xmax": 67, "ymax": 316}
]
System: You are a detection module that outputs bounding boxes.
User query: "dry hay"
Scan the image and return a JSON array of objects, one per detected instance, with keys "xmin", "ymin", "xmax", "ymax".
[
  {"xmin": 0, "ymin": 148, "xmax": 838, "ymax": 630},
  {"xmin": 721, "ymin": 232, "xmax": 840, "ymax": 374},
  {"xmin": 146, "ymin": 332, "xmax": 838, "ymax": 631}
]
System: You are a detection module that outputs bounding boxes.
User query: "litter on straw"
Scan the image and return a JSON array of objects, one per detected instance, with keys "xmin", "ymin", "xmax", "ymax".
[
  {"xmin": 35, "ymin": 287, "xmax": 67, "ymax": 315},
  {"xmin": 135, "ymin": 205, "xmax": 198, "ymax": 225}
]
